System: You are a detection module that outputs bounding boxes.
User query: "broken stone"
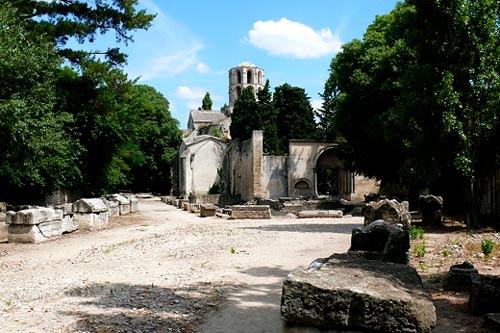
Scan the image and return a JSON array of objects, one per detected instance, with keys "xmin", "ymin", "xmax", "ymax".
[
  {"xmin": 349, "ymin": 220, "xmax": 410, "ymax": 264},
  {"xmin": 419, "ymin": 195, "xmax": 443, "ymax": 225},
  {"xmin": 73, "ymin": 211, "xmax": 108, "ymax": 230},
  {"xmin": 189, "ymin": 203, "xmax": 201, "ymax": 213},
  {"xmin": 101, "ymin": 198, "xmax": 119, "ymax": 217},
  {"xmin": 364, "ymin": 198, "xmax": 411, "ymax": 229},
  {"xmin": 121, "ymin": 193, "xmax": 139, "ymax": 213},
  {"xmin": 72, "ymin": 198, "xmax": 108, "ymax": 214},
  {"xmin": 469, "ymin": 274, "xmax": 500, "ymax": 315},
  {"xmin": 445, "ymin": 261, "xmax": 478, "ymax": 292},
  {"xmin": 281, "ymin": 253, "xmax": 436, "ymax": 333},
  {"xmin": 61, "ymin": 215, "xmax": 78, "ymax": 234},
  {"xmin": 178, "ymin": 199, "xmax": 189, "ymax": 209},
  {"xmin": 7, "ymin": 208, "xmax": 63, "ymax": 225},
  {"xmin": 297, "ymin": 210, "xmax": 343, "ymax": 219}
]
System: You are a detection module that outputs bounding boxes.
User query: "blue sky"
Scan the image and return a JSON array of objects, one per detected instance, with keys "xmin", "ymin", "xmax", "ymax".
[{"xmin": 111, "ymin": 0, "xmax": 401, "ymax": 128}]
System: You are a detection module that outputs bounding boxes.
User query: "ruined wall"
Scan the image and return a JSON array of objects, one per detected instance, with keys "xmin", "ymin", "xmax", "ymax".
[
  {"xmin": 228, "ymin": 137, "xmax": 254, "ymax": 201},
  {"xmin": 262, "ymin": 156, "xmax": 288, "ymax": 198}
]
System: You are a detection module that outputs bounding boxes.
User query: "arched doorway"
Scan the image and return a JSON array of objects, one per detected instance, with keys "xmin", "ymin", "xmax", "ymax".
[{"xmin": 315, "ymin": 148, "xmax": 342, "ymax": 196}]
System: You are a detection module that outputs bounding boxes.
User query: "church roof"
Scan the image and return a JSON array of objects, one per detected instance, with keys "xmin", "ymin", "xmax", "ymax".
[{"xmin": 190, "ymin": 110, "xmax": 228, "ymax": 124}]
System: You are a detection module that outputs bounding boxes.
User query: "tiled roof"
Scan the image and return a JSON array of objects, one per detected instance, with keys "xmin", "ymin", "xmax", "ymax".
[{"xmin": 190, "ymin": 110, "xmax": 228, "ymax": 124}]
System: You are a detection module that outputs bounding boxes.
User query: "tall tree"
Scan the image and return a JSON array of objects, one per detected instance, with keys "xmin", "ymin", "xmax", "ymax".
[
  {"xmin": 230, "ymin": 87, "xmax": 259, "ymax": 141},
  {"xmin": 324, "ymin": 0, "xmax": 500, "ymax": 226},
  {"xmin": 8, "ymin": 0, "xmax": 155, "ymax": 67},
  {"xmin": 201, "ymin": 92, "xmax": 213, "ymax": 110},
  {"xmin": 0, "ymin": 4, "xmax": 79, "ymax": 203},
  {"xmin": 274, "ymin": 84, "xmax": 317, "ymax": 154},
  {"xmin": 257, "ymin": 80, "xmax": 280, "ymax": 155}
]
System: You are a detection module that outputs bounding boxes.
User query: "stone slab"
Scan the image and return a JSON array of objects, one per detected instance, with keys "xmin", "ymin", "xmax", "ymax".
[
  {"xmin": 281, "ymin": 253, "xmax": 436, "ymax": 333},
  {"xmin": 231, "ymin": 210, "xmax": 271, "ymax": 219},
  {"xmin": 61, "ymin": 215, "xmax": 78, "ymax": 234},
  {"xmin": 297, "ymin": 210, "xmax": 343, "ymax": 218},
  {"xmin": 6, "ymin": 208, "xmax": 63, "ymax": 225},
  {"xmin": 231, "ymin": 205, "xmax": 271, "ymax": 212}
]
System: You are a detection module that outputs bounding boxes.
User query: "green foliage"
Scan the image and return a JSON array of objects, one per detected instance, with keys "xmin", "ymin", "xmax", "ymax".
[
  {"xmin": 481, "ymin": 239, "xmax": 494, "ymax": 256},
  {"xmin": 230, "ymin": 87, "xmax": 260, "ymax": 141},
  {"xmin": 409, "ymin": 225, "xmax": 424, "ymax": 240},
  {"xmin": 9, "ymin": 0, "xmax": 155, "ymax": 67},
  {"xmin": 415, "ymin": 243, "xmax": 427, "ymax": 257},
  {"xmin": 201, "ymin": 92, "xmax": 213, "ymax": 110},
  {"xmin": 274, "ymin": 83, "xmax": 318, "ymax": 154},
  {"xmin": 0, "ymin": 4, "xmax": 80, "ymax": 202},
  {"xmin": 323, "ymin": 0, "xmax": 500, "ymax": 226},
  {"xmin": 258, "ymin": 80, "xmax": 281, "ymax": 155},
  {"xmin": 230, "ymin": 246, "xmax": 236, "ymax": 254}
]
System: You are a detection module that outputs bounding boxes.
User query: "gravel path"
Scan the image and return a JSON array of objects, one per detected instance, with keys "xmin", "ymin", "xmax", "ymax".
[{"xmin": 0, "ymin": 198, "xmax": 358, "ymax": 333}]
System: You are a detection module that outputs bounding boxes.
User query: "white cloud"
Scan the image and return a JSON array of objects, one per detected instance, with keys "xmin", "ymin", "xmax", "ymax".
[
  {"xmin": 175, "ymin": 86, "xmax": 206, "ymax": 100},
  {"xmin": 311, "ymin": 99, "xmax": 323, "ymax": 111},
  {"xmin": 246, "ymin": 18, "xmax": 342, "ymax": 59},
  {"xmin": 196, "ymin": 62, "xmax": 211, "ymax": 73}
]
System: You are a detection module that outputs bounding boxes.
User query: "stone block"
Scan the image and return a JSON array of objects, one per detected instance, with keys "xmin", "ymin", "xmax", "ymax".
[
  {"xmin": 129, "ymin": 196, "xmax": 139, "ymax": 213},
  {"xmin": 182, "ymin": 202, "xmax": 190, "ymax": 211},
  {"xmin": 189, "ymin": 203, "xmax": 201, "ymax": 213},
  {"xmin": 0, "ymin": 202, "xmax": 6, "ymax": 213},
  {"xmin": 74, "ymin": 211, "xmax": 109, "ymax": 230},
  {"xmin": 106, "ymin": 194, "xmax": 130, "ymax": 215},
  {"xmin": 469, "ymin": 274, "xmax": 500, "ymax": 315},
  {"xmin": 55, "ymin": 203, "xmax": 73, "ymax": 216},
  {"xmin": 297, "ymin": 210, "xmax": 343, "ymax": 218},
  {"xmin": 101, "ymin": 198, "xmax": 119, "ymax": 217},
  {"xmin": 230, "ymin": 205, "xmax": 271, "ymax": 219},
  {"xmin": 446, "ymin": 261, "xmax": 478, "ymax": 292},
  {"xmin": 178, "ymin": 199, "xmax": 189, "ymax": 209},
  {"xmin": 8, "ymin": 219, "xmax": 63, "ymax": 243},
  {"xmin": 419, "ymin": 195, "xmax": 443, "ymax": 225},
  {"xmin": 0, "ymin": 214, "xmax": 7, "ymax": 242},
  {"xmin": 200, "ymin": 204, "xmax": 216, "ymax": 217},
  {"xmin": 349, "ymin": 220, "xmax": 410, "ymax": 264},
  {"xmin": 7, "ymin": 208, "xmax": 63, "ymax": 225},
  {"xmin": 72, "ymin": 198, "xmax": 108, "ymax": 214},
  {"xmin": 281, "ymin": 253, "xmax": 436, "ymax": 333}
]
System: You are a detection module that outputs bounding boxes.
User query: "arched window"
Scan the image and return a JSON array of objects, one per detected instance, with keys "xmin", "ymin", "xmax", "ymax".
[
  {"xmin": 258, "ymin": 71, "xmax": 263, "ymax": 84},
  {"xmin": 247, "ymin": 70, "xmax": 252, "ymax": 83},
  {"xmin": 237, "ymin": 70, "xmax": 241, "ymax": 84}
]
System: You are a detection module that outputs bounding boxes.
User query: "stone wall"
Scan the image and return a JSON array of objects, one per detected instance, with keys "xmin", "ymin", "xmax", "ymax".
[
  {"xmin": 262, "ymin": 156, "xmax": 288, "ymax": 198},
  {"xmin": 228, "ymin": 134, "xmax": 255, "ymax": 201}
]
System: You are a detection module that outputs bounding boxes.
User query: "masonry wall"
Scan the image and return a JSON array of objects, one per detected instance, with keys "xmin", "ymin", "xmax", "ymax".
[
  {"xmin": 229, "ymin": 137, "xmax": 254, "ymax": 201},
  {"xmin": 262, "ymin": 156, "xmax": 288, "ymax": 198}
]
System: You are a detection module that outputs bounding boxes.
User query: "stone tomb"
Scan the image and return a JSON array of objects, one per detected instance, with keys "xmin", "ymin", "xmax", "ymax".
[
  {"xmin": 107, "ymin": 194, "xmax": 130, "ymax": 215},
  {"xmin": 0, "ymin": 202, "xmax": 7, "ymax": 242},
  {"xmin": 230, "ymin": 205, "xmax": 271, "ymax": 219},
  {"xmin": 7, "ymin": 207, "xmax": 64, "ymax": 243},
  {"xmin": 122, "ymin": 193, "xmax": 139, "ymax": 213},
  {"xmin": 200, "ymin": 204, "xmax": 217, "ymax": 217},
  {"xmin": 55, "ymin": 203, "xmax": 78, "ymax": 234},
  {"xmin": 102, "ymin": 197, "xmax": 120, "ymax": 217},
  {"xmin": 72, "ymin": 198, "xmax": 109, "ymax": 230}
]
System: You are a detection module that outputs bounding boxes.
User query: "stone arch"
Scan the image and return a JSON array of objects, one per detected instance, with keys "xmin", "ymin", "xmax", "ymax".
[
  {"xmin": 247, "ymin": 70, "xmax": 253, "ymax": 83},
  {"xmin": 237, "ymin": 70, "xmax": 242, "ymax": 84},
  {"xmin": 293, "ymin": 178, "xmax": 313, "ymax": 197},
  {"xmin": 314, "ymin": 147, "xmax": 342, "ymax": 196}
]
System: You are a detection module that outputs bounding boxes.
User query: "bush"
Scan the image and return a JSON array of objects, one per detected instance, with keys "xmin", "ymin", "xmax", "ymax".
[
  {"xmin": 481, "ymin": 239, "xmax": 495, "ymax": 256},
  {"xmin": 409, "ymin": 225, "xmax": 424, "ymax": 240}
]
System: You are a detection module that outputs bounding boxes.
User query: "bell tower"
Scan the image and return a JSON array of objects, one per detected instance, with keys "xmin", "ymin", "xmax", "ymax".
[{"xmin": 228, "ymin": 62, "xmax": 264, "ymax": 111}]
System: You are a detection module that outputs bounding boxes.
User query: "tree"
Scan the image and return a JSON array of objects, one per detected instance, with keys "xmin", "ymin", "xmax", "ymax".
[
  {"xmin": 201, "ymin": 92, "xmax": 213, "ymax": 110},
  {"xmin": 324, "ymin": 0, "xmax": 500, "ymax": 226},
  {"xmin": 8, "ymin": 0, "xmax": 155, "ymax": 67},
  {"xmin": 0, "ymin": 4, "xmax": 79, "ymax": 203},
  {"xmin": 230, "ymin": 87, "xmax": 259, "ymax": 141},
  {"xmin": 257, "ymin": 80, "xmax": 280, "ymax": 155},
  {"xmin": 125, "ymin": 85, "xmax": 182, "ymax": 194},
  {"xmin": 274, "ymin": 84, "xmax": 317, "ymax": 154}
]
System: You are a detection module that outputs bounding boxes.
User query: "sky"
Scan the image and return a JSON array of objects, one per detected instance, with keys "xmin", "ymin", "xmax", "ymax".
[{"xmin": 106, "ymin": 0, "xmax": 402, "ymax": 128}]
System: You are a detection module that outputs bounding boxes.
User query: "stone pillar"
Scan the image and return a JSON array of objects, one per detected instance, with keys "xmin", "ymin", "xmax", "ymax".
[{"xmin": 252, "ymin": 130, "xmax": 264, "ymax": 198}]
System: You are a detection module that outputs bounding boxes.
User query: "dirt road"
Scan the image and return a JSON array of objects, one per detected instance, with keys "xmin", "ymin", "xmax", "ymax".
[{"xmin": 0, "ymin": 198, "xmax": 357, "ymax": 333}]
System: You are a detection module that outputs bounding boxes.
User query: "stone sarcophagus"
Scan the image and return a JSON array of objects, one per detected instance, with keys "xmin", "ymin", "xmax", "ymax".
[
  {"xmin": 7, "ymin": 207, "xmax": 64, "ymax": 243},
  {"xmin": 72, "ymin": 198, "xmax": 109, "ymax": 230}
]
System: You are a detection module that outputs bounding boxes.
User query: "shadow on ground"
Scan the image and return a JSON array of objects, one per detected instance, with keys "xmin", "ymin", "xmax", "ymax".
[
  {"xmin": 60, "ymin": 281, "xmax": 239, "ymax": 333},
  {"xmin": 240, "ymin": 223, "xmax": 360, "ymax": 234}
]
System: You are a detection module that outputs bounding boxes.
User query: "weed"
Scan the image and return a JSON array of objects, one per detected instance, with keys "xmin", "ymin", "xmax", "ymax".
[
  {"xmin": 418, "ymin": 261, "xmax": 427, "ymax": 271},
  {"xmin": 230, "ymin": 246, "xmax": 236, "ymax": 254},
  {"xmin": 441, "ymin": 249, "xmax": 451, "ymax": 257},
  {"xmin": 409, "ymin": 225, "xmax": 424, "ymax": 240},
  {"xmin": 415, "ymin": 243, "xmax": 426, "ymax": 257},
  {"xmin": 481, "ymin": 239, "xmax": 495, "ymax": 256}
]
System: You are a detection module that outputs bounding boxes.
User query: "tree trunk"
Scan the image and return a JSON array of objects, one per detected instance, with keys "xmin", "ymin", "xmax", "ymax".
[{"xmin": 464, "ymin": 178, "xmax": 481, "ymax": 228}]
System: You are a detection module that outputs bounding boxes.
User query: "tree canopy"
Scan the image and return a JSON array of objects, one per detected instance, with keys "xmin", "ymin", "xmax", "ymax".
[
  {"xmin": 201, "ymin": 92, "xmax": 213, "ymax": 110},
  {"xmin": 323, "ymin": 0, "xmax": 500, "ymax": 225}
]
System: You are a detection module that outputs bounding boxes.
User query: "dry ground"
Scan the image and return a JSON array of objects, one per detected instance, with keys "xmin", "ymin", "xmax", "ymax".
[{"xmin": 0, "ymin": 198, "xmax": 498, "ymax": 332}]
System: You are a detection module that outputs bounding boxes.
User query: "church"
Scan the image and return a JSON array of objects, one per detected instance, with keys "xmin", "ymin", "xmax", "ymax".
[{"xmin": 175, "ymin": 62, "xmax": 375, "ymax": 202}]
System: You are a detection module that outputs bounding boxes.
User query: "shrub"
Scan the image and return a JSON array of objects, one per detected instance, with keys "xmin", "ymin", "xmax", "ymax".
[
  {"xmin": 481, "ymin": 239, "xmax": 495, "ymax": 256},
  {"xmin": 409, "ymin": 225, "xmax": 424, "ymax": 240}
]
